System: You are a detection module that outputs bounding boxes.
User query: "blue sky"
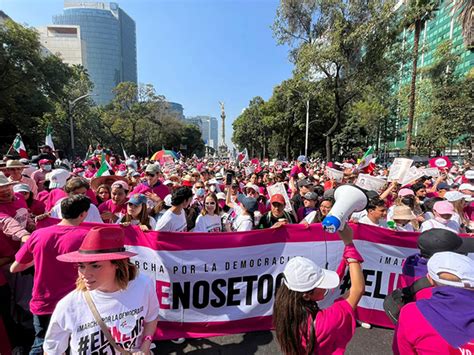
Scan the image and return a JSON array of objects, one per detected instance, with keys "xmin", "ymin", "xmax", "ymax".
[{"xmin": 0, "ymin": 0, "xmax": 294, "ymax": 147}]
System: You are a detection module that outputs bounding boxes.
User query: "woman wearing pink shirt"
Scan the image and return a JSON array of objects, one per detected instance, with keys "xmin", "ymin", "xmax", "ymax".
[{"xmin": 273, "ymin": 225, "xmax": 365, "ymax": 354}]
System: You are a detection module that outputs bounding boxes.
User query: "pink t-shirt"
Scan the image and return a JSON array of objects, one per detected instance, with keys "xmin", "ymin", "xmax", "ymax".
[
  {"xmin": 301, "ymin": 298, "xmax": 356, "ymax": 354},
  {"xmin": 394, "ymin": 303, "xmax": 474, "ymax": 354},
  {"xmin": 290, "ymin": 165, "xmax": 308, "ymax": 178},
  {"xmin": 15, "ymin": 224, "xmax": 89, "ymax": 315}
]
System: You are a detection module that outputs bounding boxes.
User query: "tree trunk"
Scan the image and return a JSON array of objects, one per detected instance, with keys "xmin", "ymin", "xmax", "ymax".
[
  {"xmin": 406, "ymin": 20, "xmax": 421, "ymax": 156},
  {"xmin": 325, "ymin": 135, "xmax": 332, "ymax": 162}
]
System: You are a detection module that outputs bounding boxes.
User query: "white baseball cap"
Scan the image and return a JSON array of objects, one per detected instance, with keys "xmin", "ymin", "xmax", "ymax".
[
  {"xmin": 283, "ymin": 257, "xmax": 340, "ymax": 292},
  {"xmin": 465, "ymin": 170, "xmax": 474, "ymax": 180},
  {"xmin": 13, "ymin": 183, "xmax": 30, "ymax": 193},
  {"xmin": 428, "ymin": 251, "xmax": 474, "ymax": 288},
  {"xmin": 46, "ymin": 169, "xmax": 70, "ymax": 189},
  {"xmin": 444, "ymin": 191, "xmax": 471, "ymax": 202},
  {"xmin": 459, "ymin": 183, "xmax": 474, "ymax": 192}
]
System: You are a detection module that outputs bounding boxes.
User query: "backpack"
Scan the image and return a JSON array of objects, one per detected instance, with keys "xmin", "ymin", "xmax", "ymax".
[{"xmin": 383, "ymin": 277, "xmax": 431, "ymax": 324}]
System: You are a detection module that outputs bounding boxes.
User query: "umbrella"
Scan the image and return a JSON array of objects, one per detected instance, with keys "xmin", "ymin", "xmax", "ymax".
[{"xmin": 150, "ymin": 150, "xmax": 178, "ymax": 161}]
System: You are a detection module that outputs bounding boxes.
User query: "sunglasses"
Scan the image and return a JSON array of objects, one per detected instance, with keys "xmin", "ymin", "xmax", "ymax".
[
  {"xmin": 205, "ymin": 202, "xmax": 216, "ymax": 205},
  {"xmin": 272, "ymin": 203, "xmax": 284, "ymax": 208},
  {"xmin": 145, "ymin": 173, "xmax": 155, "ymax": 177}
]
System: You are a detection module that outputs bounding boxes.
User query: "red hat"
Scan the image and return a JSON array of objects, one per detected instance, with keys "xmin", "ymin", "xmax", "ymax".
[
  {"xmin": 270, "ymin": 193, "xmax": 285, "ymax": 205},
  {"xmin": 57, "ymin": 226, "xmax": 136, "ymax": 263},
  {"xmin": 39, "ymin": 159, "xmax": 50, "ymax": 165}
]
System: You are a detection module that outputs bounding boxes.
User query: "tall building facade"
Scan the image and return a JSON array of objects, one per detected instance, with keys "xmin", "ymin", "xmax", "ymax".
[
  {"xmin": 37, "ymin": 25, "xmax": 86, "ymax": 66},
  {"xmin": 185, "ymin": 116, "xmax": 218, "ymax": 150},
  {"xmin": 53, "ymin": 1, "xmax": 137, "ymax": 105},
  {"xmin": 390, "ymin": 0, "xmax": 473, "ymax": 149},
  {"xmin": 165, "ymin": 102, "xmax": 184, "ymax": 120}
]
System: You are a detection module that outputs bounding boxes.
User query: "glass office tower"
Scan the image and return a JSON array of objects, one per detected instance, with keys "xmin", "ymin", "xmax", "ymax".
[{"xmin": 53, "ymin": 1, "xmax": 137, "ymax": 105}]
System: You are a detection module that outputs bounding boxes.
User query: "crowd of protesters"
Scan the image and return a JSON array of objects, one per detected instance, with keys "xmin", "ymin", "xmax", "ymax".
[{"xmin": 0, "ymin": 143, "xmax": 473, "ymax": 354}]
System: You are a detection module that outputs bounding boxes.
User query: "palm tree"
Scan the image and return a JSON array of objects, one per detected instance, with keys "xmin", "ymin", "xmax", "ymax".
[
  {"xmin": 403, "ymin": 0, "xmax": 438, "ymax": 155},
  {"xmin": 446, "ymin": 0, "xmax": 473, "ymax": 48}
]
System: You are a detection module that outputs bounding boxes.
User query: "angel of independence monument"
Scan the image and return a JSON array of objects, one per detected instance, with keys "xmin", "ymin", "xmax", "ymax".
[{"xmin": 218, "ymin": 101, "xmax": 229, "ymax": 158}]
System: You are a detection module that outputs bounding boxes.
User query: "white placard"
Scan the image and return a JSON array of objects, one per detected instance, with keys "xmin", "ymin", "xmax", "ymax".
[
  {"xmin": 355, "ymin": 174, "xmax": 387, "ymax": 193},
  {"xmin": 400, "ymin": 166, "xmax": 424, "ymax": 186},
  {"xmin": 325, "ymin": 167, "xmax": 344, "ymax": 182},
  {"xmin": 388, "ymin": 158, "xmax": 413, "ymax": 182},
  {"xmin": 267, "ymin": 182, "xmax": 293, "ymax": 212},
  {"xmin": 421, "ymin": 167, "xmax": 439, "ymax": 178}
]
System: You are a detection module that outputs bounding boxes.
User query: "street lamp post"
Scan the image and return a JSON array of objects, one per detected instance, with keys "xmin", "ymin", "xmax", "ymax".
[
  {"xmin": 305, "ymin": 99, "xmax": 309, "ymax": 158},
  {"xmin": 68, "ymin": 93, "xmax": 93, "ymax": 159}
]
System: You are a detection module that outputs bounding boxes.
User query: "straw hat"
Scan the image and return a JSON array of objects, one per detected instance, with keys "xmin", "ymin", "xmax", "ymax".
[
  {"xmin": 1, "ymin": 160, "xmax": 30, "ymax": 170},
  {"xmin": 0, "ymin": 172, "xmax": 18, "ymax": 187},
  {"xmin": 392, "ymin": 205, "xmax": 416, "ymax": 221},
  {"xmin": 90, "ymin": 175, "xmax": 128, "ymax": 191}
]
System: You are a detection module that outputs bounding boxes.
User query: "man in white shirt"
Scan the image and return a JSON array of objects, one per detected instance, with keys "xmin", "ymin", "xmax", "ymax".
[
  {"xmin": 155, "ymin": 186, "xmax": 193, "ymax": 232},
  {"xmin": 359, "ymin": 197, "xmax": 388, "ymax": 228}
]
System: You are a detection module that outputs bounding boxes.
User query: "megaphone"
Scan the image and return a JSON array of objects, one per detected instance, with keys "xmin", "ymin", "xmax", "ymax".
[{"xmin": 322, "ymin": 185, "xmax": 368, "ymax": 233}]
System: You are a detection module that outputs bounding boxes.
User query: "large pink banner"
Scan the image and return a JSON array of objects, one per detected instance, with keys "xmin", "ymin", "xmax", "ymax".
[{"xmin": 36, "ymin": 219, "xmax": 463, "ymax": 339}]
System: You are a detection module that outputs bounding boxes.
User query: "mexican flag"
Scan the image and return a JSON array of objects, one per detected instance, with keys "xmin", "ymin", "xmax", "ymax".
[
  {"xmin": 95, "ymin": 154, "xmax": 111, "ymax": 177},
  {"xmin": 357, "ymin": 146, "xmax": 376, "ymax": 174},
  {"xmin": 12, "ymin": 134, "xmax": 28, "ymax": 159},
  {"xmin": 45, "ymin": 124, "xmax": 55, "ymax": 150},
  {"xmin": 237, "ymin": 148, "xmax": 249, "ymax": 163}
]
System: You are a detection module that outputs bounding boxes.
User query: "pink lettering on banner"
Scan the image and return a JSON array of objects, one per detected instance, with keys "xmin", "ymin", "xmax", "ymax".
[{"xmin": 35, "ymin": 218, "xmax": 473, "ymax": 340}]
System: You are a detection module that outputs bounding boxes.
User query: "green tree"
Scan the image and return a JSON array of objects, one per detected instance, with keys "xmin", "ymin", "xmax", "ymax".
[
  {"xmin": 0, "ymin": 20, "xmax": 72, "ymax": 153},
  {"xmin": 402, "ymin": 0, "xmax": 438, "ymax": 154},
  {"xmin": 446, "ymin": 0, "xmax": 473, "ymax": 48},
  {"xmin": 273, "ymin": 0, "xmax": 402, "ymax": 161}
]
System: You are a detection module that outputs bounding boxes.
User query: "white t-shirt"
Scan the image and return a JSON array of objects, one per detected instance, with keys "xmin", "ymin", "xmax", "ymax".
[
  {"xmin": 233, "ymin": 214, "xmax": 253, "ymax": 231},
  {"xmin": 50, "ymin": 198, "xmax": 103, "ymax": 224},
  {"xmin": 43, "ymin": 273, "xmax": 159, "ymax": 354},
  {"xmin": 359, "ymin": 215, "xmax": 388, "ymax": 228},
  {"xmin": 193, "ymin": 214, "xmax": 222, "ymax": 232},
  {"xmin": 420, "ymin": 218, "xmax": 460, "ymax": 233},
  {"xmin": 154, "ymin": 208, "xmax": 187, "ymax": 232},
  {"xmin": 395, "ymin": 223, "xmax": 415, "ymax": 232}
]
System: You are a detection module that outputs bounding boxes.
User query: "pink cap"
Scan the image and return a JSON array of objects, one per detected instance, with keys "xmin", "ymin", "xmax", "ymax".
[
  {"xmin": 398, "ymin": 188, "xmax": 414, "ymax": 197},
  {"xmin": 433, "ymin": 201, "xmax": 454, "ymax": 215}
]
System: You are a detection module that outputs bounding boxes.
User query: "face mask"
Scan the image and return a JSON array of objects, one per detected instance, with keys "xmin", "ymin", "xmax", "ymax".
[
  {"xmin": 43, "ymin": 165, "xmax": 52, "ymax": 171},
  {"xmin": 435, "ymin": 216, "xmax": 449, "ymax": 225},
  {"xmin": 195, "ymin": 188, "xmax": 205, "ymax": 197}
]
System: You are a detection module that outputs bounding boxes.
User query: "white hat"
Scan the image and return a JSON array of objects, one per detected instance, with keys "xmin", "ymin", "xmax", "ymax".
[
  {"xmin": 428, "ymin": 251, "xmax": 474, "ymax": 288},
  {"xmin": 216, "ymin": 192, "xmax": 226, "ymax": 200},
  {"xmin": 46, "ymin": 169, "xmax": 70, "ymax": 189},
  {"xmin": 163, "ymin": 179, "xmax": 173, "ymax": 186},
  {"xmin": 459, "ymin": 183, "xmax": 474, "ymax": 192},
  {"xmin": 164, "ymin": 194, "xmax": 172, "ymax": 207},
  {"xmin": 13, "ymin": 183, "xmax": 30, "ymax": 193},
  {"xmin": 215, "ymin": 172, "xmax": 224, "ymax": 180},
  {"xmin": 283, "ymin": 257, "xmax": 340, "ymax": 292},
  {"xmin": 245, "ymin": 182, "xmax": 259, "ymax": 193},
  {"xmin": 444, "ymin": 191, "xmax": 471, "ymax": 202},
  {"xmin": 465, "ymin": 170, "xmax": 474, "ymax": 180}
]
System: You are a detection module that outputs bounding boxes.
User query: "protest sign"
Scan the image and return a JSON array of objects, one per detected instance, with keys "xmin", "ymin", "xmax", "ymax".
[
  {"xmin": 244, "ymin": 166, "xmax": 255, "ymax": 176},
  {"xmin": 325, "ymin": 167, "xmax": 344, "ymax": 182},
  {"xmin": 355, "ymin": 174, "xmax": 387, "ymax": 193},
  {"xmin": 267, "ymin": 182, "xmax": 292, "ymax": 212},
  {"xmin": 421, "ymin": 167, "xmax": 440, "ymax": 178},
  {"xmin": 388, "ymin": 158, "xmax": 413, "ymax": 182},
  {"xmin": 400, "ymin": 166, "xmax": 424, "ymax": 186}
]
